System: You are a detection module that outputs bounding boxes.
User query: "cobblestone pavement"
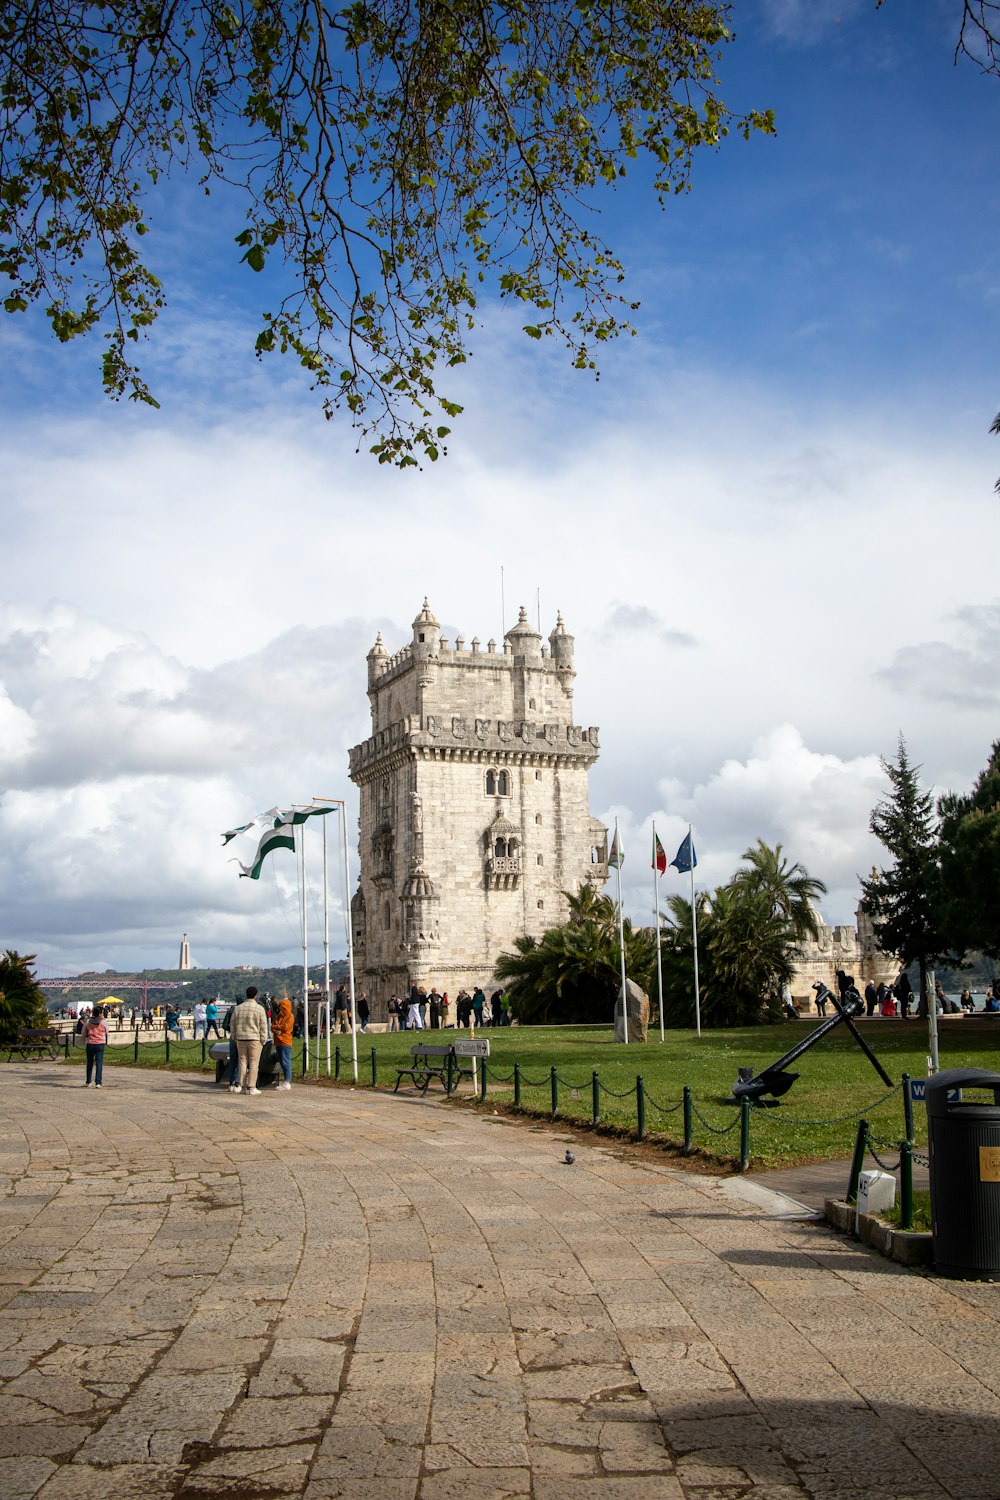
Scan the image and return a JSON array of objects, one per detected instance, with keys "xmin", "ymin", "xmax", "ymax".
[{"xmin": 2, "ymin": 1065, "xmax": 999, "ymax": 1500}]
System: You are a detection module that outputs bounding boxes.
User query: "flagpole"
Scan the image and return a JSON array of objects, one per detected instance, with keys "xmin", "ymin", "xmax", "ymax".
[
  {"xmin": 342, "ymin": 801, "xmax": 359, "ymax": 1084},
  {"xmin": 688, "ymin": 824, "xmax": 701, "ymax": 1038},
  {"xmin": 652, "ymin": 823, "xmax": 664, "ymax": 1044},
  {"xmin": 614, "ymin": 817, "xmax": 628, "ymax": 1045},
  {"xmin": 300, "ymin": 821, "xmax": 309, "ymax": 1069},
  {"xmin": 322, "ymin": 815, "xmax": 331, "ymax": 1077}
]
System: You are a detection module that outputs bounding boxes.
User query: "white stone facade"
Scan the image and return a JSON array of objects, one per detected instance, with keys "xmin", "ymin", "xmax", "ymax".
[
  {"xmin": 348, "ymin": 601, "xmax": 608, "ymax": 1006},
  {"xmin": 788, "ymin": 897, "xmax": 898, "ymax": 1007}
]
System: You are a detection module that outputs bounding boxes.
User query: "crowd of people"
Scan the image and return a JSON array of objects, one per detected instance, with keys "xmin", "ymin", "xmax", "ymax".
[
  {"xmin": 809, "ymin": 970, "xmax": 1000, "ymax": 1019},
  {"xmin": 384, "ymin": 985, "xmax": 512, "ymax": 1031}
]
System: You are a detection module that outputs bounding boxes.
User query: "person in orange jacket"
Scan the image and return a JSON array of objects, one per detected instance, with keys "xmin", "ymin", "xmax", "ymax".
[
  {"xmin": 271, "ymin": 995, "xmax": 295, "ymax": 1090},
  {"xmin": 269, "ymin": 996, "xmax": 293, "ymax": 1092}
]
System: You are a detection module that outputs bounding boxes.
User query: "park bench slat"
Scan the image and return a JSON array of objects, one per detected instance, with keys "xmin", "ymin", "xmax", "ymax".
[{"xmin": 393, "ymin": 1043, "xmax": 475, "ymax": 1095}]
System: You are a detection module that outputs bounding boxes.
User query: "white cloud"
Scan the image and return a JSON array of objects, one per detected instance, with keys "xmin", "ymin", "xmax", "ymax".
[
  {"xmin": 605, "ymin": 726, "xmax": 887, "ymax": 929},
  {"xmin": 877, "ymin": 603, "xmax": 1000, "ymax": 710}
]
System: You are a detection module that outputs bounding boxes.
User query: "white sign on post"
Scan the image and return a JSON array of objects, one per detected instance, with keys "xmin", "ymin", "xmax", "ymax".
[{"xmin": 453, "ymin": 1038, "xmax": 490, "ymax": 1058}]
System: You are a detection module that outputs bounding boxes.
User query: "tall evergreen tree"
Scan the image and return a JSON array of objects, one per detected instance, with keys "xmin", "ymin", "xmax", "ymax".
[
  {"xmin": 861, "ymin": 736, "xmax": 946, "ymax": 1012},
  {"xmin": 937, "ymin": 740, "xmax": 1000, "ymax": 958}
]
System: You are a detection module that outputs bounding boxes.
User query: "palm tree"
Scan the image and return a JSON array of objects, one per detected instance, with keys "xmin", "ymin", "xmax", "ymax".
[
  {"xmin": 731, "ymin": 840, "xmax": 826, "ymax": 943},
  {"xmin": 495, "ymin": 888, "xmax": 656, "ymax": 1025},
  {"xmin": 0, "ymin": 950, "xmax": 48, "ymax": 1044}
]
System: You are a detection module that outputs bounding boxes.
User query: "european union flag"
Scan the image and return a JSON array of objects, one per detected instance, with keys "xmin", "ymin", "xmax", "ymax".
[{"xmin": 670, "ymin": 832, "xmax": 697, "ymax": 873}]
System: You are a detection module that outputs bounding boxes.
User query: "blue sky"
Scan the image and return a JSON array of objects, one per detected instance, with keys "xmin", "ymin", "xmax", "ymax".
[{"xmin": 2, "ymin": 1, "xmax": 998, "ymax": 974}]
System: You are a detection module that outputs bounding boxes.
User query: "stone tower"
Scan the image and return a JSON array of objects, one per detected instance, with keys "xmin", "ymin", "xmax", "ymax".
[
  {"xmin": 179, "ymin": 932, "xmax": 191, "ymax": 971},
  {"xmin": 348, "ymin": 600, "xmax": 608, "ymax": 1005}
]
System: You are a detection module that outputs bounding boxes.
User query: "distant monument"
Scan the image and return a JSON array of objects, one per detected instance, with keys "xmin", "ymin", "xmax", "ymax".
[
  {"xmin": 349, "ymin": 600, "xmax": 608, "ymax": 1006},
  {"xmin": 179, "ymin": 933, "xmax": 191, "ymax": 971}
]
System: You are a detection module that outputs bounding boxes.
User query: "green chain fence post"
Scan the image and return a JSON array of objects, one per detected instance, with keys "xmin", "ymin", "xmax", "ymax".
[
  {"xmin": 480, "ymin": 1060, "xmax": 487, "ymax": 1103},
  {"xmin": 334, "ymin": 1045, "xmax": 341, "ymax": 1081},
  {"xmin": 592, "ymin": 1071, "xmax": 600, "ymax": 1126},
  {"xmin": 201, "ymin": 1037, "xmax": 207, "ymax": 1066},
  {"xmin": 164, "ymin": 1025, "xmax": 170, "ymax": 1065},
  {"xmin": 902, "ymin": 1072, "xmax": 914, "ymax": 1142},
  {"xmin": 683, "ymin": 1086, "xmax": 693, "ymax": 1152},
  {"xmin": 636, "ymin": 1076, "xmax": 645, "ymax": 1139},
  {"xmin": 133, "ymin": 1029, "xmax": 139, "ymax": 1063},
  {"xmin": 513, "ymin": 1062, "xmax": 521, "ymax": 1109},
  {"xmin": 550, "ymin": 1066, "xmax": 558, "ymax": 1116},
  {"xmin": 847, "ymin": 1118, "xmax": 869, "ymax": 1203},
  {"xmin": 371, "ymin": 1047, "xmax": 377, "ymax": 1087},
  {"xmin": 900, "ymin": 1138, "xmax": 914, "ymax": 1230},
  {"xmin": 447, "ymin": 1051, "xmax": 455, "ymax": 1095},
  {"xmin": 739, "ymin": 1096, "xmax": 751, "ymax": 1172}
]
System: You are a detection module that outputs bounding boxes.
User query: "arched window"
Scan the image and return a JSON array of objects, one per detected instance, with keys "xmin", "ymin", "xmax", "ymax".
[
  {"xmin": 485, "ymin": 770, "xmax": 496, "ymax": 795},
  {"xmin": 384, "ymin": 901, "xmax": 391, "ymax": 929},
  {"xmin": 494, "ymin": 837, "xmax": 507, "ymax": 858},
  {"xmin": 535, "ymin": 813, "xmax": 542, "ymax": 826},
  {"xmin": 497, "ymin": 770, "xmax": 510, "ymax": 796}
]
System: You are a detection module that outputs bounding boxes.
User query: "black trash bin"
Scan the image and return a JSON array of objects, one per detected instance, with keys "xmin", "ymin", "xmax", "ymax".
[{"xmin": 925, "ymin": 1067, "xmax": 1000, "ymax": 1280}]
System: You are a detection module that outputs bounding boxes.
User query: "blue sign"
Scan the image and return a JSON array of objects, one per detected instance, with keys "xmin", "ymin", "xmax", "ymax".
[{"xmin": 909, "ymin": 1078, "xmax": 960, "ymax": 1103}]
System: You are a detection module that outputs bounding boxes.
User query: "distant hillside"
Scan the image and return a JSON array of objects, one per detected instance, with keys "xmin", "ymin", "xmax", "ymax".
[{"xmin": 45, "ymin": 960, "xmax": 350, "ymax": 1010}]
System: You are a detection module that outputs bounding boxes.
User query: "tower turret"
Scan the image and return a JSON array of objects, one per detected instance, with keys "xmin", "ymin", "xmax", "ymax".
[
  {"xmin": 411, "ymin": 598, "xmax": 441, "ymax": 659},
  {"xmin": 367, "ymin": 631, "xmax": 387, "ymax": 690},
  {"xmin": 504, "ymin": 604, "xmax": 542, "ymax": 662},
  {"xmin": 548, "ymin": 610, "xmax": 576, "ymax": 687}
]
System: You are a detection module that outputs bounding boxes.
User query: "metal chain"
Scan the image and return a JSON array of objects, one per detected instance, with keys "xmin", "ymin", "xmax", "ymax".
[
  {"xmin": 867, "ymin": 1142, "xmax": 902, "ymax": 1173},
  {"xmin": 690, "ymin": 1103, "xmax": 741, "ymax": 1136},
  {"xmin": 751, "ymin": 1082, "xmax": 901, "ymax": 1129},
  {"xmin": 599, "ymin": 1081, "xmax": 639, "ymax": 1100},
  {"xmin": 642, "ymin": 1090, "xmax": 684, "ymax": 1116}
]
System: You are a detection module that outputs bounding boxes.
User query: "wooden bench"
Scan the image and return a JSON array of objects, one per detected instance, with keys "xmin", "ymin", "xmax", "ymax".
[
  {"xmin": 6, "ymin": 1027, "xmax": 64, "ymax": 1062},
  {"xmin": 393, "ymin": 1044, "xmax": 474, "ymax": 1095}
]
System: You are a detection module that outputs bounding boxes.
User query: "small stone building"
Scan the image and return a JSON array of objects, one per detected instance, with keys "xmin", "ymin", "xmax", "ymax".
[{"xmin": 348, "ymin": 601, "xmax": 608, "ymax": 1008}]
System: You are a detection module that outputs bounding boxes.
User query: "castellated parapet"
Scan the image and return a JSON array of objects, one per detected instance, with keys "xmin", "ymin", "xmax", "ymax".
[{"xmin": 348, "ymin": 600, "xmax": 608, "ymax": 1007}]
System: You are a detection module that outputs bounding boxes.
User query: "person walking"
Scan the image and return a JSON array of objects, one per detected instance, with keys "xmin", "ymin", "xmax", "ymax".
[
  {"xmin": 230, "ymin": 986, "xmax": 269, "ymax": 1096},
  {"xmin": 193, "ymin": 999, "xmax": 207, "ymax": 1038},
  {"xmin": 82, "ymin": 1006, "xmax": 108, "ymax": 1087},
  {"xmin": 271, "ymin": 994, "xmax": 294, "ymax": 1090},
  {"xmin": 357, "ymin": 992, "xmax": 370, "ymax": 1032},
  {"xmin": 471, "ymin": 987, "xmax": 485, "ymax": 1028},
  {"xmin": 204, "ymin": 999, "xmax": 221, "ymax": 1038},
  {"xmin": 387, "ymin": 995, "xmax": 400, "ymax": 1031}
]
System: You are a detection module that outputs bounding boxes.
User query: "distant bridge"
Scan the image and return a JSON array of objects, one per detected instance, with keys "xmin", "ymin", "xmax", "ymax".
[{"xmin": 39, "ymin": 976, "xmax": 192, "ymax": 1010}]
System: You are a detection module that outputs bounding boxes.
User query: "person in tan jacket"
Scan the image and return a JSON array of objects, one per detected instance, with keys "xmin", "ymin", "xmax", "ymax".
[
  {"xmin": 271, "ymin": 996, "xmax": 295, "ymax": 1091},
  {"xmin": 229, "ymin": 986, "xmax": 269, "ymax": 1096}
]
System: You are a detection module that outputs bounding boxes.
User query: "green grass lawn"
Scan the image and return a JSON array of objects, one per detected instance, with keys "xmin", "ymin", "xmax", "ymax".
[{"xmin": 55, "ymin": 1019, "xmax": 1000, "ymax": 1171}]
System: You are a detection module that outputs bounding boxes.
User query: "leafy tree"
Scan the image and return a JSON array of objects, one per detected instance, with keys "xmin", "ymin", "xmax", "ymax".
[
  {"xmin": 937, "ymin": 740, "xmax": 1000, "ymax": 958},
  {"xmin": 0, "ymin": 2, "xmax": 773, "ymax": 465},
  {"xmin": 497, "ymin": 840, "xmax": 824, "ymax": 1030},
  {"xmin": 0, "ymin": 949, "xmax": 49, "ymax": 1045},
  {"xmin": 860, "ymin": 736, "xmax": 946, "ymax": 1014},
  {"xmin": 495, "ymin": 887, "xmax": 655, "ymax": 1025},
  {"xmin": 730, "ymin": 838, "xmax": 826, "ymax": 943},
  {"xmin": 659, "ymin": 844, "xmax": 821, "ymax": 1029}
]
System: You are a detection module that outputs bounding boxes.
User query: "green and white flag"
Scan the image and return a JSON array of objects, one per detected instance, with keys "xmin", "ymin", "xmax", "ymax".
[
  {"xmin": 276, "ymin": 805, "xmax": 335, "ymax": 827},
  {"xmin": 237, "ymin": 818, "xmax": 296, "ymax": 880},
  {"xmin": 221, "ymin": 806, "xmax": 281, "ymax": 845}
]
